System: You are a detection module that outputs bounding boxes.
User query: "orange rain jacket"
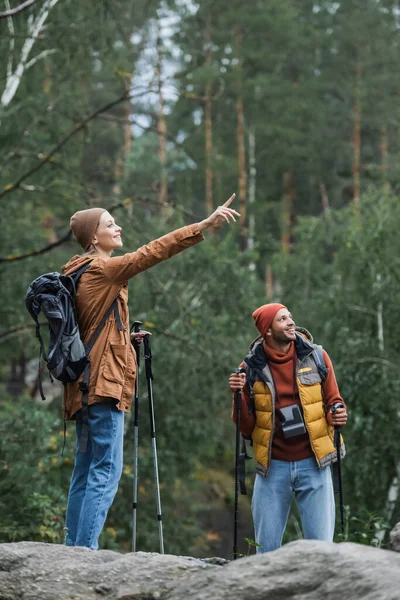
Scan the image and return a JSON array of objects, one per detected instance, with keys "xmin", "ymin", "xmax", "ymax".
[{"xmin": 62, "ymin": 224, "xmax": 204, "ymax": 420}]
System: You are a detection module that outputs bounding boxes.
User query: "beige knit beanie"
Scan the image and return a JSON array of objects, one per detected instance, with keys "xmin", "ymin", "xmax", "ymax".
[{"xmin": 70, "ymin": 208, "xmax": 106, "ymax": 251}]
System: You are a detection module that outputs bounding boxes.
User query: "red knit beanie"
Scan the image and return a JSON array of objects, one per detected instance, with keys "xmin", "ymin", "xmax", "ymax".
[{"xmin": 252, "ymin": 303, "xmax": 287, "ymax": 336}]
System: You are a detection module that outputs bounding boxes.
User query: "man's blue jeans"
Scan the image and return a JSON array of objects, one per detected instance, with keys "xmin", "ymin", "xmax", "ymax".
[
  {"xmin": 65, "ymin": 399, "xmax": 124, "ymax": 550},
  {"xmin": 252, "ymin": 457, "xmax": 335, "ymax": 553}
]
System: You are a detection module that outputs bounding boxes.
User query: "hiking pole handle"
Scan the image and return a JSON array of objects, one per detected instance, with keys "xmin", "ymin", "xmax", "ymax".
[
  {"xmin": 131, "ymin": 320, "xmax": 142, "ymax": 362},
  {"xmin": 143, "ymin": 334, "xmax": 153, "ymax": 381},
  {"xmin": 234, "ymin": 367, "xmax": 245, "ymax": 410},
  {"xmin": 131, "ymin": 320, "xmax": 142, "ymax": 334}
]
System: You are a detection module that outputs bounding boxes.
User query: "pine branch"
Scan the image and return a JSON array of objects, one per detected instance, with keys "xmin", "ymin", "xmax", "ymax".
[
  {"xmin": 0, "ymin": 0, "xmax": 36, "ymax": 18},
  {"xmin": 0, "ymin": 89, "xmax": 131, "ymax": 201}
]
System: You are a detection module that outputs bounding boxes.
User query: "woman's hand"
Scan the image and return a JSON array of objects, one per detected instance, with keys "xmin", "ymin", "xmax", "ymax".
[
  {"xmin": 198, "ymin": 193, "xmax": 239, "ymax": 231},
  {"xmin": 130, "ymin": 330, "xmax": 152, "ymax": 345}
]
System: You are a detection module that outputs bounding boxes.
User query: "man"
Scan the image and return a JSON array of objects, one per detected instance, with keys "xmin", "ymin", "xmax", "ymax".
[{"xmin": 229, "ymin": 303, "xmax": 347, "ymax": 553}]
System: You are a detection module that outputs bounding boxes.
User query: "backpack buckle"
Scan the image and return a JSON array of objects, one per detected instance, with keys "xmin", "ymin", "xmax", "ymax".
[{"xmin": 79, "ymin": 381, "xmax": 89, "ymax": 393}]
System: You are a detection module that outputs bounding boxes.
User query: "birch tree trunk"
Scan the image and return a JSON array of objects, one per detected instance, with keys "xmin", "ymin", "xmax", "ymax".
[{"xmin": 1, "ymin": 0, "xmax": 60, "ymax": 113}]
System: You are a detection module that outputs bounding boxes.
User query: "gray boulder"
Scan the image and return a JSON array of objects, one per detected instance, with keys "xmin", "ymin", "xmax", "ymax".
[
  {"xmin": 1, "ymin": 539, "xmax": 400, "ymax": 600},
  {"xmin": 390, "ymin": 521, "xmax": 400, "ymax": 552},
  {"xmin": 169, "ymin": 539, "xmax": 400, "ymax": 600},
  {"xmin": 0, "ymin": 542, "xmax": 213, "ymax": 600}
]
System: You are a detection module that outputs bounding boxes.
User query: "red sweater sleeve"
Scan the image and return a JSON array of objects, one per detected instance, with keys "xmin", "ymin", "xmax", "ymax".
[
  {"xmin": 231, "ymin": 362, "xmax": 256, "ymax": 436},
  {"xmin": 321, "ymin": 350, "xmax": 346, "ymax": 412}
]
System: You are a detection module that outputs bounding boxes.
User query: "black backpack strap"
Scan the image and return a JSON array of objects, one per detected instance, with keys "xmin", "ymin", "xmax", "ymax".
[
  {"xmin": 84, "ymin": 298, "xmax": 119, "ymax": 355},
  {"xmin": 37, "ymin": 347, "xmax": 46, "ymax": 401},
  {"xmin": 67, "ymin": 262, "xmax": 92, "ymax": 293},
  {"xmin": 32, "ymin": 309, "xmax": 49, "ymax": 365},
  {"xmin": 78, "ymin": 363, "xmax": 91, "ymax": 453},
  {"xmin": 114, "ymin": 302, "xmax": 123, "ymax": 332},
  {"xmin": 239, "ymin": 436, "xmax": 252, "ymax": 495},
  {"xmin": 78, "ymin": 297, "xmax": 121, "ymax": 453}
]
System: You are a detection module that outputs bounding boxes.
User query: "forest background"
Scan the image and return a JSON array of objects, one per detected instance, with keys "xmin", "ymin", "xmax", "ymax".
[{"xmin": 1, "ymin": 0, "xmax": 400, "ymax": 558}]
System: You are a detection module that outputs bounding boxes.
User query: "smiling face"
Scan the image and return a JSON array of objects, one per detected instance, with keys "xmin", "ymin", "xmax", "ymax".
[
  {"xmin": 265, "ymin": 308, "xmax": 296, "ymax": 344},
  {"xmin": 92, "ymin": 211, "xmax": 122, "ymax": 255}
]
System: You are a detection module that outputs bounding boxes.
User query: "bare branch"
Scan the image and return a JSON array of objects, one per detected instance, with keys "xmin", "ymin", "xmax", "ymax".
[
  {"xmin": 0, "ymin": 230, "xmax": 72, "ymax": 263},
  {"xmin": 0, "ymin": 89, "xmax": 131, "ymax": 201},
  {"xmin": 0, "ymin": 321, "xmax": 43, "ymax": 342},
  {"xmin": 25, "ymin": 47, "xmax": 56, "ymax": 69},
  {"xmin": 0, "ymin": 0, "xmax": 36, "ymax": 18},
  {"xmin": 0, "ymin": 196, "xmax": 138, "ymax": 263}
]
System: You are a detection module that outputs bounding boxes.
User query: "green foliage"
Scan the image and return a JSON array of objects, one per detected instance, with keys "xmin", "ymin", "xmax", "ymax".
[
  {"xmin": 273, "ymin": 188, "xmax": 400, "ymax": 532},
  {"xmin": 337, "ymin": 506, "xmax": 391, "ymax": 548},
  {"xmin": 0, "ymin": 397, "xmax": 70, "ymax": 543}
]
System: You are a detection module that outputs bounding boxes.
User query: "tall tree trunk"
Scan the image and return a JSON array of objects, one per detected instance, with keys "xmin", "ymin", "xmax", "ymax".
[
  {"xmin": 248, "ymin": 126, "xmax": 256, "ymax": 269},
  {"xmin": 281, "ymin": 171, "xmax": 295, "ymax": 253},
  {"xmin": 113, "ymin": 98, "xmax": 132, "ymax": 197},
  {"xmin": 157, "ymin": 35, "xmax": 168, "ymax": 207},
  {"xmin": 6, "ymin": 351, "xmax": 26, "ymax": 397},
  {"xmin": 204, "ymin": 17, "xmax": 213, "ymax": 217},
  {"xmin": 319, "ymin": 182, "xmax": 330, "ymax": 218},
  {"xmin": 380, "ymin": 125, "xmax": 389, "ymax": 189},
  {"xmin": 124, "ymin": 99, "xmax": 132, "ymax": 155},
  {"xmin": 265, "ymin": 264, "xmax": 274, "ymax": 300},
  {"xmin": 235, "ymin": 27, "xmax": 247, "ymax": 251},
  {"xmin": 352, "ymin": 61, "xmax": 362, "ymax": 212}
]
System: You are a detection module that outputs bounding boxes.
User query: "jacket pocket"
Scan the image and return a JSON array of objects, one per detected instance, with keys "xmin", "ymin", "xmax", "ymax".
[
  {"xmin": 102, "ymin": 343, "xmax": 128, "ymax": 384},
  {"xmin": 297, "ymin": 371, "xmax": 321, "ymax": 385}
]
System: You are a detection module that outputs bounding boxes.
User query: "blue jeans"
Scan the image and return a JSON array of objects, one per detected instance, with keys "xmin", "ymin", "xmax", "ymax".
[
  {"xmin": 65, "ymin": 399, "xmax": 124, "ymax": 550},
  {"xmin": 252, "ymin": 457, "xmax": 335, "ymax": 553}
]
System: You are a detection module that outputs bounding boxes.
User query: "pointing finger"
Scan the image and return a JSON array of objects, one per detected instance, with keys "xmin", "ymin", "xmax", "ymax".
[{"xmin": 223, "ymin": 193, "xmax": 236, "ymax": 208}]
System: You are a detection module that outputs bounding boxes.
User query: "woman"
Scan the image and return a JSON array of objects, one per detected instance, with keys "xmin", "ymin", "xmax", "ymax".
[{"xmin": 63, "ymin": 194, "xmax": 238, "ymax": 550}]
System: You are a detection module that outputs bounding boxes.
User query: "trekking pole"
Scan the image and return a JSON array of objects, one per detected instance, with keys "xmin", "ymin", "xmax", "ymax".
[
  {"xmin": 331, "ymin": 403, "xmax": 345, "ymax": 534},
  {"xmin": 131, "ymin": 320, "xmax": 142, "ymax": 552},
  {"xmin": 143, "ymin": 334, "xmax": 164, "ymax": 554},
  {"xmin": 233, "ymin": 367, "xmax": 245, "ymax": 560}
]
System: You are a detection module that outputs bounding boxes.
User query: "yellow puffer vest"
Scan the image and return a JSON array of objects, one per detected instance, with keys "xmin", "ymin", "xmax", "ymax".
[{"xmin": 244, "ymin": 334, "xmax": 345, "ymax": 477}]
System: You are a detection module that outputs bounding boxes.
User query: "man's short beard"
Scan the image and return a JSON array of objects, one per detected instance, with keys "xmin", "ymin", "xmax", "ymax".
[{"xmin": 271, "ymin": 330, "xmax": 294, "ymax": 343}]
